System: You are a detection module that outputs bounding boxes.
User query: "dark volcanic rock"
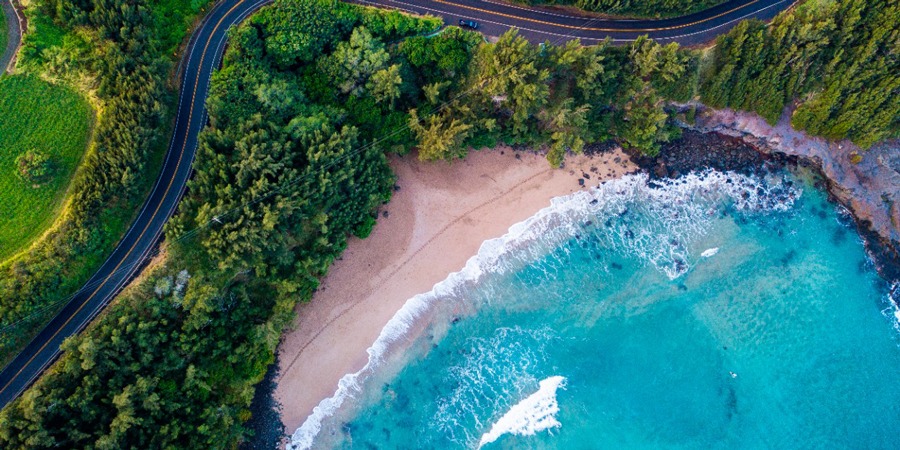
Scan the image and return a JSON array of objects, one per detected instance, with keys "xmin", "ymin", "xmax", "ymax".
[
  {"xmin": 630, "ymin": 130, "xmax": 783, "ymax": 178},
  {"xmin": 240, "ymin": 358, "xmax": 285, "ymax": 450},
  {"xmin": 583, "ymin": 141, "xmax": 618, "ymax": 156}
]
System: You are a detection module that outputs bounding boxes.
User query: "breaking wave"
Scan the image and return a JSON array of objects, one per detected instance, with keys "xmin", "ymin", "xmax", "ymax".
[
  {"xmin": 478, "ymin": 376, "xmax": 567, "ymax": 448},
  {"xmin": 432, "ymin": 327, "xmax": 557, "ymax": 446}
]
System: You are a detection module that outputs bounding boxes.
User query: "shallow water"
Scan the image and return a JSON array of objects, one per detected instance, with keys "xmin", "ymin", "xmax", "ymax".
[{"xmin": 290, "ymin": 170, "xmax": 900, "ymax": 449}]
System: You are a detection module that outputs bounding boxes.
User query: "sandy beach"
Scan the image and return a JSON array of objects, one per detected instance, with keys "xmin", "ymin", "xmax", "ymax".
[{"xmin": 273, "ymin": 146, "xmax": 637, "ymax": 433}]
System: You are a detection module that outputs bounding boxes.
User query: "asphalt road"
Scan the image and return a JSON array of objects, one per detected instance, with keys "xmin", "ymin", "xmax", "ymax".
[
  {"xmin": 0, "ymin": 0, "xmax": 273, "ymax": 408},
  {"xmin": 1, "ymin": 0, "xmax": 22, "ymax": 73},
  {"xmin": 0, "ymin": 0, "xmax": 795, "ymax": 410}
]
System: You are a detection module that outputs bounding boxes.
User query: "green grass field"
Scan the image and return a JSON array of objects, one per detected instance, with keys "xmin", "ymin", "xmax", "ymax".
[{"xmin": 0, "ymin": 75, "xmax": 93, "ymax": 260}]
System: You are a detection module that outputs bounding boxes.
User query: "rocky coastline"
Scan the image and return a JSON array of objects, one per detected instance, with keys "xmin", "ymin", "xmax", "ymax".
[
  {"xmin": 698, "ymin": 106, "xmax": 900, "ymax": 285},
  {"xmin": 638, "ymin": 105, "xmax": 900, "ymax": 286}
]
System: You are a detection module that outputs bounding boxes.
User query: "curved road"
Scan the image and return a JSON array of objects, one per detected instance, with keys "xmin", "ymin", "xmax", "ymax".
[{"xmin": 0, "ymin": 0, "xmax": 795, "ymax": 409}]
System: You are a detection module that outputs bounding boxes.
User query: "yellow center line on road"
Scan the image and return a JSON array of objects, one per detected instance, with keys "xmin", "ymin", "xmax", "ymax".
[
  {"xmin": 433, "ymin": 0, "xmax": 761, "ymax": 32},
  {"xmin": 0, "ymin": 0, "xmax": 248, "ymax": 398}
]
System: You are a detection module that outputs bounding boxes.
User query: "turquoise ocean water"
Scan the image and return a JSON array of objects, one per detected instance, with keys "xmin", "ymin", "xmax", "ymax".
[{"xmin": 289, "ymin": 170, "xmax": 900, "ymax": 449}]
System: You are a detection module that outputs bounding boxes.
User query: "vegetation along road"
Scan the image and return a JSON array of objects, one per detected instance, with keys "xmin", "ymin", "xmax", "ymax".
[{"xmin": 0, "ymin": 0, "xmax": 795, "ymax": 408}]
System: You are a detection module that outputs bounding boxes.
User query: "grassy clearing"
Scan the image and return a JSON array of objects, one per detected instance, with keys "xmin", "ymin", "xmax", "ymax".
[{"xmin": 0, "ymin": 74, "xmax": 93, "ymax": 260}]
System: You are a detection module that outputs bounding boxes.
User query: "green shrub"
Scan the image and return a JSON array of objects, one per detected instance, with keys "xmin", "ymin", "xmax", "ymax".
[{"xmin": 14, "ymin": 150, "xmax": 51, "ymax": 182}]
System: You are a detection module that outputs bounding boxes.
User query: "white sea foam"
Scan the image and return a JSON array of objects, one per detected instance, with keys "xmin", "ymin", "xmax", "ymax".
[
  {"xmin": 568, "ymin": 170, "xmax": 798, "ymax": 279},
  {"xmin": 285, "ymin": 289, "xmax": 441, "ymax": 450},
  {"xmin": 431, "ymin": 327, "xmax": 556, "ymax": 445},
  {"xmin": 477, "ymin": 376, "xmax": 567, "ymax": 448},
  {"xmin": 287, "ymin": 170, "xmax": 800, "ymax": 449},
  {"xmin": 701, "ymin": 247, "xmax": 720, "ymax": 258}
]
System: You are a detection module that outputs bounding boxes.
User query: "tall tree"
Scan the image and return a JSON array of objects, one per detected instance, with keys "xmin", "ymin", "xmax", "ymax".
[
  {"xmin": 475, "ymin": 30, "xmax": 550, "ymax": 142},
  {"xmin": 321, "ymin": 27, "xmax": 390, "ymax": 97}
]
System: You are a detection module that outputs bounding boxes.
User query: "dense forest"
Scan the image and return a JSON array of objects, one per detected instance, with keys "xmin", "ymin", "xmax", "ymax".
[
  {"xmin": 1, "ymin": 0, "xmax": 897, "ymax": 447},
  {"xmin": 701, "ymin": 0, "xmax": 900, "ymax": 148},
  {"xmin": 0, "ymin": 0, "xmax": 210, "ymax": 361},
  {"xmin": 0, "ymin": 0, "xmax": 692, "ymax": 446}
]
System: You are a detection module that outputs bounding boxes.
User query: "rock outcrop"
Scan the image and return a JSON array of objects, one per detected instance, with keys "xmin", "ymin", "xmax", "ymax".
[{"xmin": 688, "ymin": 105, "xmax": 900, "ymax": 280}]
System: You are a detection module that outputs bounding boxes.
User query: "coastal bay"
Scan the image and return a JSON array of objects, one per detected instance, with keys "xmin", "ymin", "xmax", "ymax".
[
  {"xmin": 274, "ymin": 143, "xmax": 900, "ymax": 449},
  {"xmin": 274, "ymin": 147, "xmax": 637, "ymax": 432},
  {"xmin": 271, "ymin": 123, "xmax": 900, "ymax": 446}
]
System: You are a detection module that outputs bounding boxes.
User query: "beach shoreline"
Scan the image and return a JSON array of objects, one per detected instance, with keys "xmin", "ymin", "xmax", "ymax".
[
  {"xmin": 271, "ymin": 146, "xmax": 637, "ymax": 436},
  {"xmin": 263, "ymin": 120, "xmax": 900, "ymax": 448}
]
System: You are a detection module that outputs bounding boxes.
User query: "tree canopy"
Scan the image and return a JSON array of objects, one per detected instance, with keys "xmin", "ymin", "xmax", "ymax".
[{"xmin": 701, "ymin": 0, "xmax": 900, "ymax": 148}]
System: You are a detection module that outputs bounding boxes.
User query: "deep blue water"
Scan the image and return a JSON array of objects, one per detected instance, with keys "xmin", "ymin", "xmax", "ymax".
[{"xmin": 291, "ymin": 170, "xmax": 900, "ymax": 449}]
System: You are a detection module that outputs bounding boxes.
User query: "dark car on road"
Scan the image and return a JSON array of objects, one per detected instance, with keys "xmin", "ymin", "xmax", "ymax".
[{"xmin": 459, "ymin": 19, "xmax": 479, "ymax": 29}]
